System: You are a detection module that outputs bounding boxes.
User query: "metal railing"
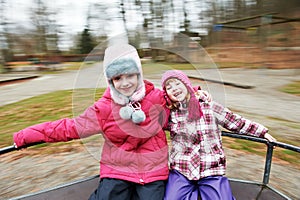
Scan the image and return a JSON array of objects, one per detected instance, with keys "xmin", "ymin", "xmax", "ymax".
[{"xmin": 221, "ymin": 131, "xmax": 300, "ymax": 185}]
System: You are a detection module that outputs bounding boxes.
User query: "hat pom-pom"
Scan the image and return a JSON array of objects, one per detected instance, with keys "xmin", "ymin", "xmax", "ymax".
[
  {"xmin": 119, "ymin": 106, "xmax": 134, "ymax": 120},
  {"xmin": 131, "ymin": 110, "xmax": 146, "ymax": 123}
]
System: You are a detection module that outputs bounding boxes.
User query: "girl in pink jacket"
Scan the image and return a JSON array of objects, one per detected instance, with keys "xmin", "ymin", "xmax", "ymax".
[
  {"xmin": 161, "ymin": 70, "xmax": 276, "ymax": 200},
  {"xmin": 13, "ymin": 44, "xmax": 170, "ymax": 200}
]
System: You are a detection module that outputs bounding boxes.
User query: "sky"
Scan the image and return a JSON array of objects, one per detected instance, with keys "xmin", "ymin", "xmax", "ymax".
[
  {"xmin": 4, "ymin": 0, "xmax": 128, "ymax": 49},
  {"xmin": 6, "ymin": 0, "xmax": 116, "ymax": 33},
  {"xmin": 5, "ymin": 0, "xmax": 204, "ymax": 35},
  {"xmin": 4, "ymin": 0, "xmax": 212, "ymax": 49}
]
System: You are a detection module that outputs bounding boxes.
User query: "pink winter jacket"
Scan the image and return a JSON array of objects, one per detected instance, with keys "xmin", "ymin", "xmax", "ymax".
[{"xmin": 13, "ymin": 80, "xmax": 170, "ymax": 184}]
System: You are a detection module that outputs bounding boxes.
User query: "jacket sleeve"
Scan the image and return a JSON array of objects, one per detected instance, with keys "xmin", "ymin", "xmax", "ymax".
[
  {"xmin": 13, "ymin": 103, "xmax": 103, "ymax": 148},
  {"xmin": 212, "ymin": 101, "xmax": 268, "ymax": 138}
]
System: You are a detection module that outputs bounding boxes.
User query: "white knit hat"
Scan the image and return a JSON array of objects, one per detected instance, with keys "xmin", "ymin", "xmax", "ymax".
[
  {"xmin": 103, "ymin": 44, "xmax": 146, "ymax": 123},
  {"xmin": 103, "ymin": 44, "xmax": 145, "ymax": 105}
]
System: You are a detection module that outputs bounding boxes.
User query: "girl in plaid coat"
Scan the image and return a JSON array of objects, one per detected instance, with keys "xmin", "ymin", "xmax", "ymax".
[{"xmin": 161, "ymin": 70, "xmax": 276, "ymax": 200}]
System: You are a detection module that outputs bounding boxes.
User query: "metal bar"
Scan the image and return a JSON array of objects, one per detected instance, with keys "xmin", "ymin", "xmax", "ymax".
[
  {"xmin": 0, "ymin": 145, "xmax": 16, "ymax": 155},
  {"xmin": 221, "ymin": 131, "xmax": 300, "ymax": 152},
  {"xmin": 263, "ymin": 142, "xmax": 274, "ymax": 185},
  {"xmin": 221, "ymin": 131, "xmax": 267, "ymax": 143},
  {"xmin": 221, "ymin": 131, "xmax": 300, "ymax": 187},
  {"xmin": 274, "ymin": 141, "xmax": 300, "ymax": 153},
  {"xmin": 0, "ymin": 142, "xmax": 44, "ymax": 155}
]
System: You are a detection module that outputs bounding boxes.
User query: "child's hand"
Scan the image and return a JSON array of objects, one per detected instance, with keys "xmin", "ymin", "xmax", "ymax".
[
  {"xmin": 264, "ymin": 133, "xmax": 276, "ymax": 143},
  {"xmin": 195, "ymin": 90, "xmax": 212, "ymax": 102}
]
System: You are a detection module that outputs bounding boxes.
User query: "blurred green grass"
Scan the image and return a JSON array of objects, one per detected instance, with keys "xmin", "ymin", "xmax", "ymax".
[{"xmin": 279, "ymin": 81, "xmax": 300, "ymax": 96}]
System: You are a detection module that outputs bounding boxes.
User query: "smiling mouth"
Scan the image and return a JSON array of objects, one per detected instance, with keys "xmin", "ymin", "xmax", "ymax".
[
  {"xmin": 122, "ymin": 87, "xmax": 132, "ymax": 92},
  {"xmin": 122, "ymin": 86, "xmax": 135, "ymax": 93},
  {"xmin": 173, "ymin": 91, "xmax": 182, "ymax": 97}
]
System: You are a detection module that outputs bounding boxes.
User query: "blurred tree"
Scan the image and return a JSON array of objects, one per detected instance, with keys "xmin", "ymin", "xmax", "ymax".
[
  {"xmin": 86, "ymin": 3, "xmax": 107, "ymax": 41},
  {"xmin": 0, "ymin": 0, "xmax": 7, "ymax": 68},
  {"xmin": 183, "ymin": 0, "xmax": 191, "ymax": 32},
  {"xmin": 30, "ymin": 0, "xmax": 60, "ymax": 54},
  {"xmin": 0, "ymin": 0, "xmax": 298, "ymax": 58},
  {"xmin": 120, "ymin": 0, "xmax": 129, "ymax": 35},
  {"xmin": 77, "ymin": 28, "xmax": 95, "ymax": 54},
  {"xmin": 138, "ymin": 0, "xmax": 154, "ymax": 36},
  {"xmin": 0, "ymin": 0, "xmax": 13, "ymax": 69}
]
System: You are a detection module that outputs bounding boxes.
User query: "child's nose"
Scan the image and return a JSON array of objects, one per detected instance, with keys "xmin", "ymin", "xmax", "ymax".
[{"xmin": 121, "ymin": 78, "xmax": 130, "ymax": 86}]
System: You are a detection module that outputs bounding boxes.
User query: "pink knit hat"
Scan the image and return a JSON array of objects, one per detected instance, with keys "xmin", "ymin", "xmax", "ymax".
[{"xmin": 161, "ymin": 70, "xmax": 203, "ymax": 121}]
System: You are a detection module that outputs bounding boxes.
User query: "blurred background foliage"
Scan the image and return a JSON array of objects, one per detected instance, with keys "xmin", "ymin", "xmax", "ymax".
[{"xmin": 0, "ymin": 0, "xmax": 299, "ymax": 71}]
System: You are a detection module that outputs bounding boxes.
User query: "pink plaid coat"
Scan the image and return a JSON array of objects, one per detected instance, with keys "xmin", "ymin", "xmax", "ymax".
[{"xmin": 167, "ymin": 100, "xmax": 268, "ymax": 180}]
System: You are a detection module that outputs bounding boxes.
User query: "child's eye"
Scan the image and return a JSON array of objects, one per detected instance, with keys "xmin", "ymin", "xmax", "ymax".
[{"xmin": 112, "ymin": 76, "xmax": 121, "ymax": 81}]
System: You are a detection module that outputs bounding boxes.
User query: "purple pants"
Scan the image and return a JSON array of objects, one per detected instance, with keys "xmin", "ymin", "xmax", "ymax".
[{"xmin": 164, "ymin": 170, "xmax": 235, "ymax": 200}]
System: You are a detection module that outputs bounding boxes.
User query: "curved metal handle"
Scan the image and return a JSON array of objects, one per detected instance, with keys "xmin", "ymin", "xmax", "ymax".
[{"xmin": 0, "ymin": 145, "xmax": 17, "ymax": 155}]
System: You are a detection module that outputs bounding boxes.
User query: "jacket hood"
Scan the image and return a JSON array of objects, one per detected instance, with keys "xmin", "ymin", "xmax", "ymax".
[{"xmin": 103, "ymin": 44, "xmax": 145, "ymax": 105}]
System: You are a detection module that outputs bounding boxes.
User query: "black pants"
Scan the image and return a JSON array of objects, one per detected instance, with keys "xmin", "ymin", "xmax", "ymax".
[{"xmin": 89, "ymin": 178, "xmax": 165, "ymax": 200}]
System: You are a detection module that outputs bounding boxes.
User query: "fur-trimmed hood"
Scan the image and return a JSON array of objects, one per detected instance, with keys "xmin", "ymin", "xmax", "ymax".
[{"xmin": 103, "ymin": 44, "xmax": 145, "ymax": 105}]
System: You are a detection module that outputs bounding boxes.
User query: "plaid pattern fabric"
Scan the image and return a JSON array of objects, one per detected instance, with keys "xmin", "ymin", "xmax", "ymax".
[{"xmin": 168, "ymin": 101, "xmax": 268, "ymax": 180}]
